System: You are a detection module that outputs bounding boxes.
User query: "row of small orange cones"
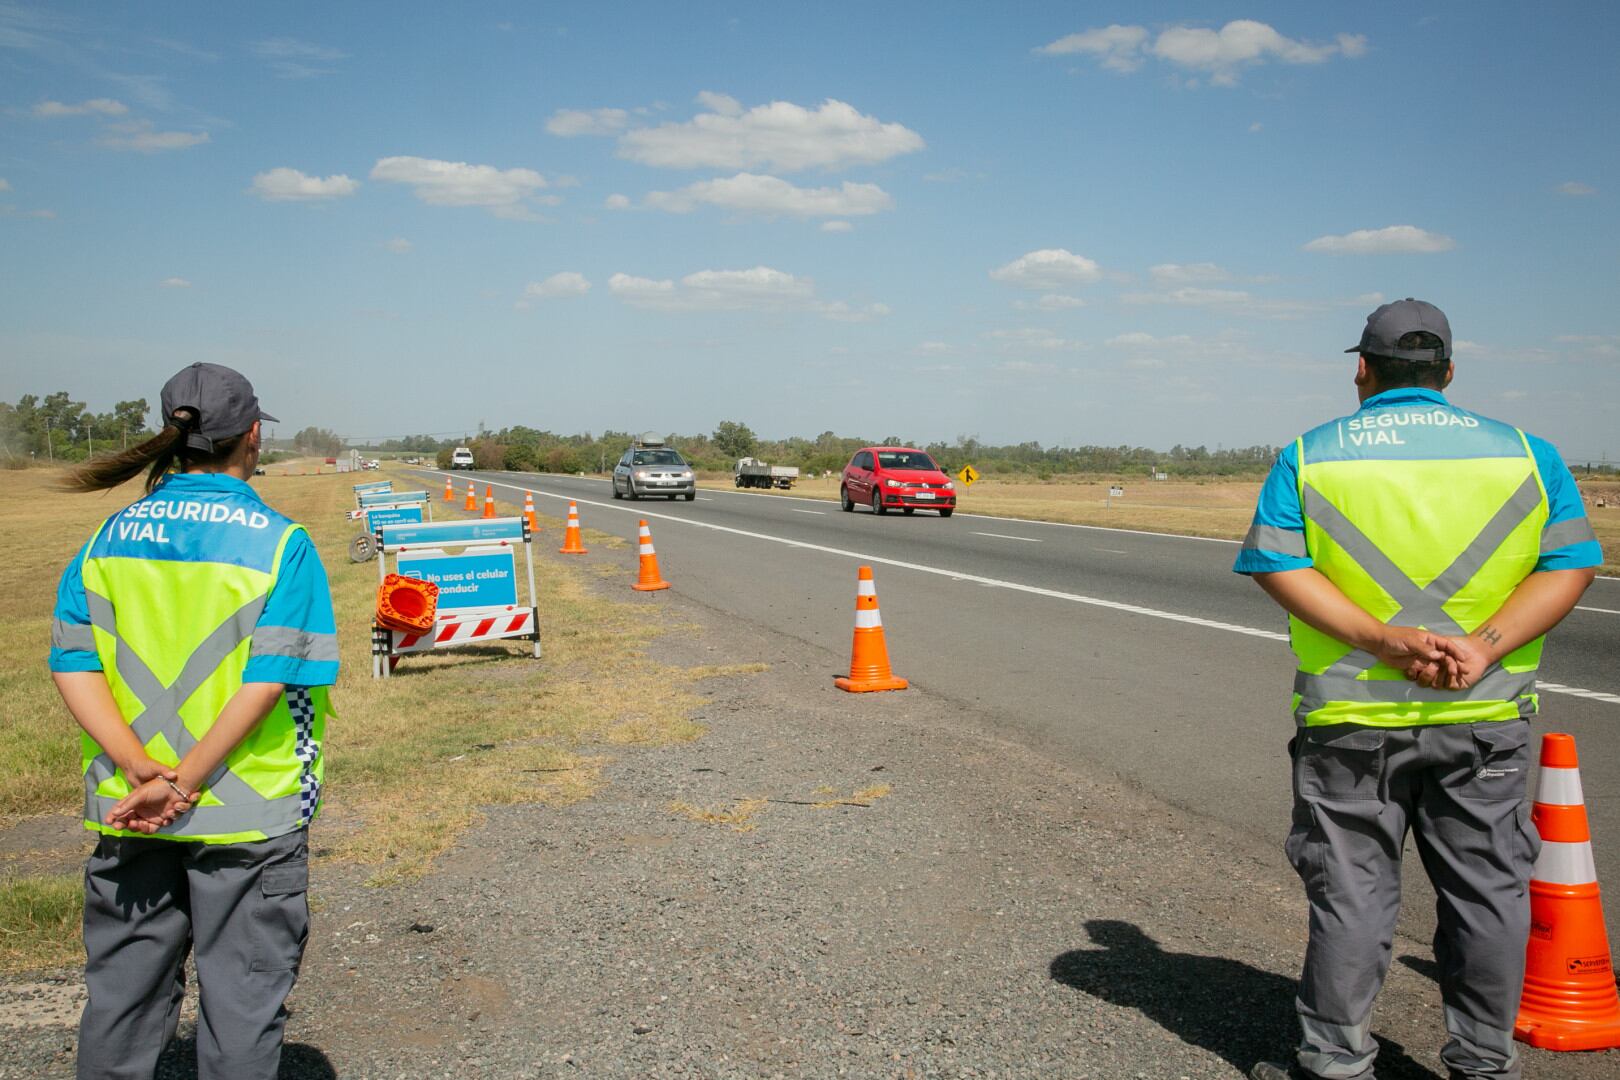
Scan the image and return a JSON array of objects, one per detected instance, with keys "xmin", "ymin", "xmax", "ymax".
[{"xmin": 446, "ymin": 475, "xmax": 909, "ymax": 693}]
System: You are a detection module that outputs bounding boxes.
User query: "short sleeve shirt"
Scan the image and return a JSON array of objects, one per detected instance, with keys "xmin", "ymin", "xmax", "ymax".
[{"xmin": 1233, "ymin": 388, "xmax": 1602, "ymax": 576}]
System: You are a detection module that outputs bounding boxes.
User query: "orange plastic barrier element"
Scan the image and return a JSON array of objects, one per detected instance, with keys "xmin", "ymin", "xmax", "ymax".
[
  {"xmin": 559, "ymin": 501, "xmax": 588, "ymax": 554},
  {"xmin": 464, "ymin": 481, "xmax": 476, "ymax": 512},
  {"xmin": 631, "ymin": 520, "xmax": 670, "ymax": 592},
  {"xmin": 1515, "ymin": 732, "xmax": 1620, "ymax": 1051},
  {"xmin": 834, "ymin": 565, "xmax": 908, "ymax": 692},
  {"xmin": 443, "ymin": 476, "xmax": 454, "ymax": 502},
  {"xmin": 482, "ymin": 485, "xmax": 496, "ymax": 519},
  {"xmin": 523, "ymin": 491, "xmax": 539, "ymax": 532},
  {"xmin": 376, "ymin": 573, "xmax": 439, "ymax": 634}
]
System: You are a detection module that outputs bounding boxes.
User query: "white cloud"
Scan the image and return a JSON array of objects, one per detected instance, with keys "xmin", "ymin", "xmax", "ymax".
[
  {"xmin": 253, "ymin": 37, "xmax": 348, "ymax": 79},
  {"xmin": 33, "ymin": 98, "xmax": 128, "ymax": 118},
  {"xmin": 386, "ymin": 237, "xmax": 412, "ymax": 254},
  {"xmin": 604, "ymin": 193, "xmax": 631, "ymax": 210},
  {"xmin": 1303, "ymin": 225, "xmax": 1454, "ymax": 255},
  {"xmin": 370, "ymin": 156, "xmax": 549, "ymax": 217},
  {"xmin": 1122, "ymin": 286, "xmax": 1253, "ymax": 306},
  {"xmin": 545, "ymin": 107, "xmax": 629, "ymax": 136},
  {"xmin": 1036, "ymin": 25, "xmax": 1149, "ymax": 72},
  {"xmin": 1149, "ymin": 262, "xmax": 1231, "ymax": 284},
  {"xmin": 1556, "ymin": 181, "xmax": 1596, "ymax": 197},
  {"xmin": 989, "ymin": 249, "xmax": 1103, "ymax": 290},
  {"xmin": 695, "ymin": 90, "xmax": 743, "ymax": 116},
  {"xmin": 996, "ymin": 359, "xmax": 1061, "ymax": 376},
  {"xmin": 1014, "ymin": 294, "xmax": 1086, "ymax": 311},
  {"xmin": 607, "ymin": 265, "xmax": 884, "ymax": 321},
  {"xmin": 617, "ymin": 96, "xmax": 924, "ymax": 172},
  {"xmin": 97, "ymin": 121, "xmax": 209, "ymax": 152},
  {"xmin": 643, "ymin": 173, "xmax": 893, "ymax": 218},
  {"xmin": 516, "ymin": 272, "xmax": 592, "ymax": 309},
  {"xmin": 986, "ymin": 328, "xmax": 1084, "ymax": 352},
  {"xmin": 0, "ymin": 178, "xmax": 8, "ymax": 193},
  {"xmin": 820, "ymin": 219, "xmax": 853, "ymax": 233},
  {"xmin": 248, "ymin": 167, "xmax": 359, "ymax": 201},
  {"xmin": 1038, "ymin": 21, "xmax": 1365, "ymax": 85},
  {"xmin": 1249, "ymin": 121, "xmax": 1263, "ymax": 133},
  {"xmin": 158, "ymin": 277, "xmax": 191, "ymax": 288},
  {"xmin": 915, "ymin": 341, "xmax": 954, "ymax": 355}
]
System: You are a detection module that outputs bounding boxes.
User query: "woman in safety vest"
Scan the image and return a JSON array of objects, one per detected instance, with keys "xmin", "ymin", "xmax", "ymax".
[{"xmin": 49, "ymin": 363, "xmax": 337, "ymax": 1080}]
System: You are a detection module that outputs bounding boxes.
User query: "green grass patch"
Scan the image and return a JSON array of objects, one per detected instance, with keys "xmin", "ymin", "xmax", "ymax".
[{"xmin": 0, "ymin": 873, "xmax": 82, "ymax": 975}]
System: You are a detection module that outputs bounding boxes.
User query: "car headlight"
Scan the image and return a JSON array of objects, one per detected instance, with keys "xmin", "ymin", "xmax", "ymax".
[
  {"xmin": 635, "ymin": 470, "xmax": 650, "ymax": 479},
  {"xmin": 885, "ymin": 478, "xmax": 904, "ymax": 488},
  {"xmin": 943, "ymin": 481, "xmax": 954, "ymax": 490},
  {"xmin": 679, "ymin": 471, "xmax": 693, "ymax": 480}
]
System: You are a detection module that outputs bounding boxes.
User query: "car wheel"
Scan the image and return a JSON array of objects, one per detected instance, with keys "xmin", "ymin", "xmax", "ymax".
[
  {"xmin": 627, "ymin": 480, "xmax": 638, "ymax": 500},
  {"xmin": 840, "ymin": 486, "xmax": 854, "ymax": 512},
  {"xmin": 939, "ymin": 508, "xmax": 953, "ymax": 518},
  {"xmin": 902, "ymin": 507, "xmax": 915, "ymax": 515},
  {"xmin": 612, "ymin": 480, "xmax": 623, "ymax": 500},
  {"xmin": 871, "ymin": 488, "xmax": 886, "ymax": 515},
  {"xmin": 684, "ymin": 492, "xmax": 696, "ymax": 501}
]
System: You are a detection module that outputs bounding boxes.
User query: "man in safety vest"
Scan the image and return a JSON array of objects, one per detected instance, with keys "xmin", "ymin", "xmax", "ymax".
[{"xmin": 1236, "ymin": 300, "xmax": 1600, "ymax": 1080}]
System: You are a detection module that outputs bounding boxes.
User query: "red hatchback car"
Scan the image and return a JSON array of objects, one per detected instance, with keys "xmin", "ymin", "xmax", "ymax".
[{"xmin": 840, "ymin": 447, "xmax": 956, "ymax": 517}]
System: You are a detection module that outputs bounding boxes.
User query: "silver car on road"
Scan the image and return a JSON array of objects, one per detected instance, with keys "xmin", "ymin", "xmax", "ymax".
[{"xmin": 612, "ymin": 442, "xmax": 697, "ymax": 500}]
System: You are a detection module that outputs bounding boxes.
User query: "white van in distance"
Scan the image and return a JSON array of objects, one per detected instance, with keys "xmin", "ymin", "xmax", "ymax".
[{"xmin": 450, "ymin": 447, "xmax": 475, "ymax": 470}]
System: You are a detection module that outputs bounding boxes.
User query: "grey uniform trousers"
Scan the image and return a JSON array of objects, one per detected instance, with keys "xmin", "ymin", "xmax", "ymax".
[
  {"xmin": 77, "ymin": 829, "xmax": 310, "ymax": 1080},
  {"xmin": 1285, "ymin": 720, "xmax": 1538, "ymax": 1080}
]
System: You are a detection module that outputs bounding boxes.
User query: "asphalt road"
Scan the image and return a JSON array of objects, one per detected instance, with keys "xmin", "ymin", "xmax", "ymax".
[{"xmin": 415, "ymin": 467, "xmax": 1620, "ymax": 944}]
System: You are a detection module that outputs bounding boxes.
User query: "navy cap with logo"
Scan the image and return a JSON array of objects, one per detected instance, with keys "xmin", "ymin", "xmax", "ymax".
[
  {"xmin": 159, "ymin": 363, "xmax": 279, "ymax": 453},
  {"xmin": 1345, "ymin": 298, "xmax": 1452, "ymax": 362}
]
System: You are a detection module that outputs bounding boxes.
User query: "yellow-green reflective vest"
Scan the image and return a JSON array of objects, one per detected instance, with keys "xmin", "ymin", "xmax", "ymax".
[
  {"xmin": 1291, "ymin": 399, "xmax": 1548, "ymax": 727},
  {"xmin": 78, "ymin": 495, "xmax": 328, "ymax": 843}
]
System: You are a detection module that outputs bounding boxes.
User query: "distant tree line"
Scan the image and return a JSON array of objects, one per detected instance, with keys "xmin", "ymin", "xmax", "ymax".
[{"xmin": 0, "ymin": 392, "xmax": 154, "ymax": 464}]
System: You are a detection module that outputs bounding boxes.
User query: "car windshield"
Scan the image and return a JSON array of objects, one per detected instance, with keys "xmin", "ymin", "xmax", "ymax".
[
  {"xmin": 633, "ymin": 450, "xmax": 685, "ymax": 467},
  {"xmin": 876, "ymin": 451, "xmax": 938, "ymax": 471}
]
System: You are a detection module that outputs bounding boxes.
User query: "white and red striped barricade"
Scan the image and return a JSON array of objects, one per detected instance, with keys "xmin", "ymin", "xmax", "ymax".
[{"xmin": 370, "ymin": 516, "xmax": 540, "ymax": 678}]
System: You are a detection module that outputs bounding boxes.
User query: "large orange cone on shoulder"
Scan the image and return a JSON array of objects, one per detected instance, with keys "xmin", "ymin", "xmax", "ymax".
[
  {"xmin": 464, "ymin": 481, "xmax": 476, "ymax": 512},
  {"xmin": 482, "ymin": 485, "xmax": 496, "ymax": 519},
  {"xmin": 631, "ymin": 520, "xmax": 670, "ymax": 592},
  {"xmin": 559, "ymin": 501, "xmax": 587, "ymax": 554},
  {"xmin": 443, "ymin": 476, "xmax": 454, "ymax": 502},
  {"xmin": 376, "ymin": 573, "xmax": 439, "ymax": 634},
  {"xmin": 1515, "ymin": 732, "xmax": 1620, "ymax": 1051},
  {"xmin": 834, "ymin": 566, "xmax": 908, "ymax": 693},
  {"xmin": 523, "ymin": 490, "xmax": 539, "ymax": 532}
]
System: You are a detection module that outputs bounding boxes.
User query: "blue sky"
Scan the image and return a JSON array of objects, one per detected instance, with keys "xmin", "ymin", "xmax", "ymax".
[{"xmin": 2, "ymin": 2, "xmax": 1616, "ymax": 459}]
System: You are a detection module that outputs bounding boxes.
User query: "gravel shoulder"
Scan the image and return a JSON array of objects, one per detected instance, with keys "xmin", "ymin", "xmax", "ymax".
[{"xmin": 4, "ymin": 573, "xmax": 1614, "ymax": 1079}]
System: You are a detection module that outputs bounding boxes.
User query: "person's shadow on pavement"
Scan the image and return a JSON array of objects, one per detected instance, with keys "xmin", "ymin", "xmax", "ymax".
[
  {"xmin": 1049, "ymin": 920, "xmax": 1441, "ymax": 1079},
  {"xmin": 154, "ymin": 1039, "xmax": 336, "ymax": 1079}
]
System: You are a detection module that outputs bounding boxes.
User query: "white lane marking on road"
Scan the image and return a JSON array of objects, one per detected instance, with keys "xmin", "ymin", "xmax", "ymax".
[
  {"xmin": 972, "ymin": 531, "xmax": 1040, "ymax": 543},
  {"xmin": 1097, "ymin": 549, "xmax": 1128, "ymax": 554},
  {"xmin": 792, "ymin": 509, "xmax": 826, "ymax": 516},
  {"xmin": 419, "ymin": 469, "xmax": 1617, "ymax": 707},
  {"xmin": 1575, "ymin": 605, "xmax": 1620, "ymax": 615},
  {"xmin": 697, "ymin": 497, "xmax": 715, "ymax": 501}
]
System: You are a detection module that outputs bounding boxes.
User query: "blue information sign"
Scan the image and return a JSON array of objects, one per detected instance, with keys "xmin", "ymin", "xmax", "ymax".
[
  {"xmin": 399, "ymin": 551, "xmax": 518, "ymax": 610},
  {"xmin": 366, "ymin": 505, "xmax": 423, "ymax": 529},
  {"xmin": 380, "ymin": 518, "xmax": 525, "ymax": 548},
  {"xmin": 360, "ymin": 489, "xmax": 427, "ymax": 508}
]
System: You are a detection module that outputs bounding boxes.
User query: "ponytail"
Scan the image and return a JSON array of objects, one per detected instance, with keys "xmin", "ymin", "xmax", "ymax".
[{"xmin": 62, "ymin": 409, "xmax": 244, "ymax": 494}]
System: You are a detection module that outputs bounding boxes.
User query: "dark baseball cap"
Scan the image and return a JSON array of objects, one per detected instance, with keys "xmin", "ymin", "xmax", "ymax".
[
  {"xmin": 1345, "ymin": 298, "xmax": 1452, "ymax": 362},
  {"xmin": 159, "ymin": 363, "xmax": 278, "ymax": 452}
]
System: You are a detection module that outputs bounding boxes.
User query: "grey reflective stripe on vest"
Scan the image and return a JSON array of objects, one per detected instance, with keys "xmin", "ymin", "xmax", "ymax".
[
  {"xmin": 1540, "ymin": 516, "xmax": 1598, "ymax": 554},
  {"xmin": 249, "ymin": 625, "xmax": 339, "ymax": 662},
  {"xmin": 1297, "ymin": 473, "xmax": 1543, "ymax": 717},
  {"xmin": 1241, "ymin": 524, "xmax": 1308, "ymax": 557},
  {"xmin": 51, "ymin": 618, "xmax": 95, "ymax": 652},
  {"xmin": 83, "ymin": 589, "xmax": 293, "ymax": 839}
]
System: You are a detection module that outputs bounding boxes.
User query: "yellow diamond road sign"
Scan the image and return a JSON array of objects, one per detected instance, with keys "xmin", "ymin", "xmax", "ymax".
[{"xmin": 957, "ymin": 464, "xmax": 979, "ymax": 487}]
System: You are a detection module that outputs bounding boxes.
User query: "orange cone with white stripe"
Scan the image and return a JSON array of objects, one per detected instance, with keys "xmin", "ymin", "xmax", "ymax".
[
  {"xmin": 1514, "ymin": 732, "xmax": 1620, "ymax": 1051},
  {"xmin": 559, "ymin": 501, "xmax": 587, "ymax": 554},
  {"xmin": 834, "ymin": 565, "xmax": 908, "ymax": 692},
  {"xmin": 523, "ymin": 490, "xmax": 539, "ymax": 532},
  {"xmin": 482, "ymin": 485, "xmax": 496, "ymax": 519},
  {"xmin": 444, "ymin": 476, "xmax": 454, "ymax": 502},
  {"xmin": 464, "ymin": 481, "xmax": 476, "ymax": 512},
  {"xmin": 631, "ymin": 520, "xmax": 670, "ymax": 591}
]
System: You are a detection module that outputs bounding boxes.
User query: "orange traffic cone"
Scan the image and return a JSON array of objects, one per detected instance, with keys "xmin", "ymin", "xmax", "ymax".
[
  {"xmin": 834, "ymin": 565, "xmax": 908, "ymax": 692},
  {"xmin": 482, "ymin": 485, "xmax": 496, "ymax": 519},
  {"xmin": 523, "ymin": 491, "xmax": 539, "ymax": 532},
  {"xmin": 464, "ymin": 481, "xmax": 476, "ymax": 512},
  {"xmin": 443, "ymin": 476, "xmax": 453, "ymax": 502},
  {"xmin": 631, "ymin": 520, "xmax": 670, "ymax": 591},
  {"xmin": 1515, "ymin": 732, "xmax": 1620, "ymax": 1051},
  {"xmin": 559, "ymin": 501, "xmax": 587, "ymax": 554},
  {"xmin": 376, "ymin": 574, "xmax": 439, "ymax": 634}
]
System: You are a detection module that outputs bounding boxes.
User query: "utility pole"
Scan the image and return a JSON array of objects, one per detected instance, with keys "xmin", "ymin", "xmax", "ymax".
[{"xmin": 45, "ymin": 418, "xmax": 53, "ymax": 462}]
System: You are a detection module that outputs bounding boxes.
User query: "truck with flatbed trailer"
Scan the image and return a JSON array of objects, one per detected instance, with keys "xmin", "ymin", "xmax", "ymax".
[{"xmin": 734, "ymin": 457, "xmax": 799, "ymax": 490}]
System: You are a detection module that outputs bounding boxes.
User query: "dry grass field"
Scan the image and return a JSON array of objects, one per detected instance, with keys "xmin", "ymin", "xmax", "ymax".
[{"xmin": 0, "ymin": 465, "xmax": 755, "ymax": 972}]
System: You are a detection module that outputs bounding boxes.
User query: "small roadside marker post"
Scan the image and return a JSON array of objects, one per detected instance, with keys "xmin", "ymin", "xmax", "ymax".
[{"xmin": 1107, "ymin": 484, "xmax": 1124, "ymax": 509}]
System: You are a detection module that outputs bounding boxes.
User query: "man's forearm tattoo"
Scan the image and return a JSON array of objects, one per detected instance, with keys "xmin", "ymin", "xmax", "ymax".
[{"xmin": 1476, "ymin": 624, "xmax": 1502, "ymax": 647}]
